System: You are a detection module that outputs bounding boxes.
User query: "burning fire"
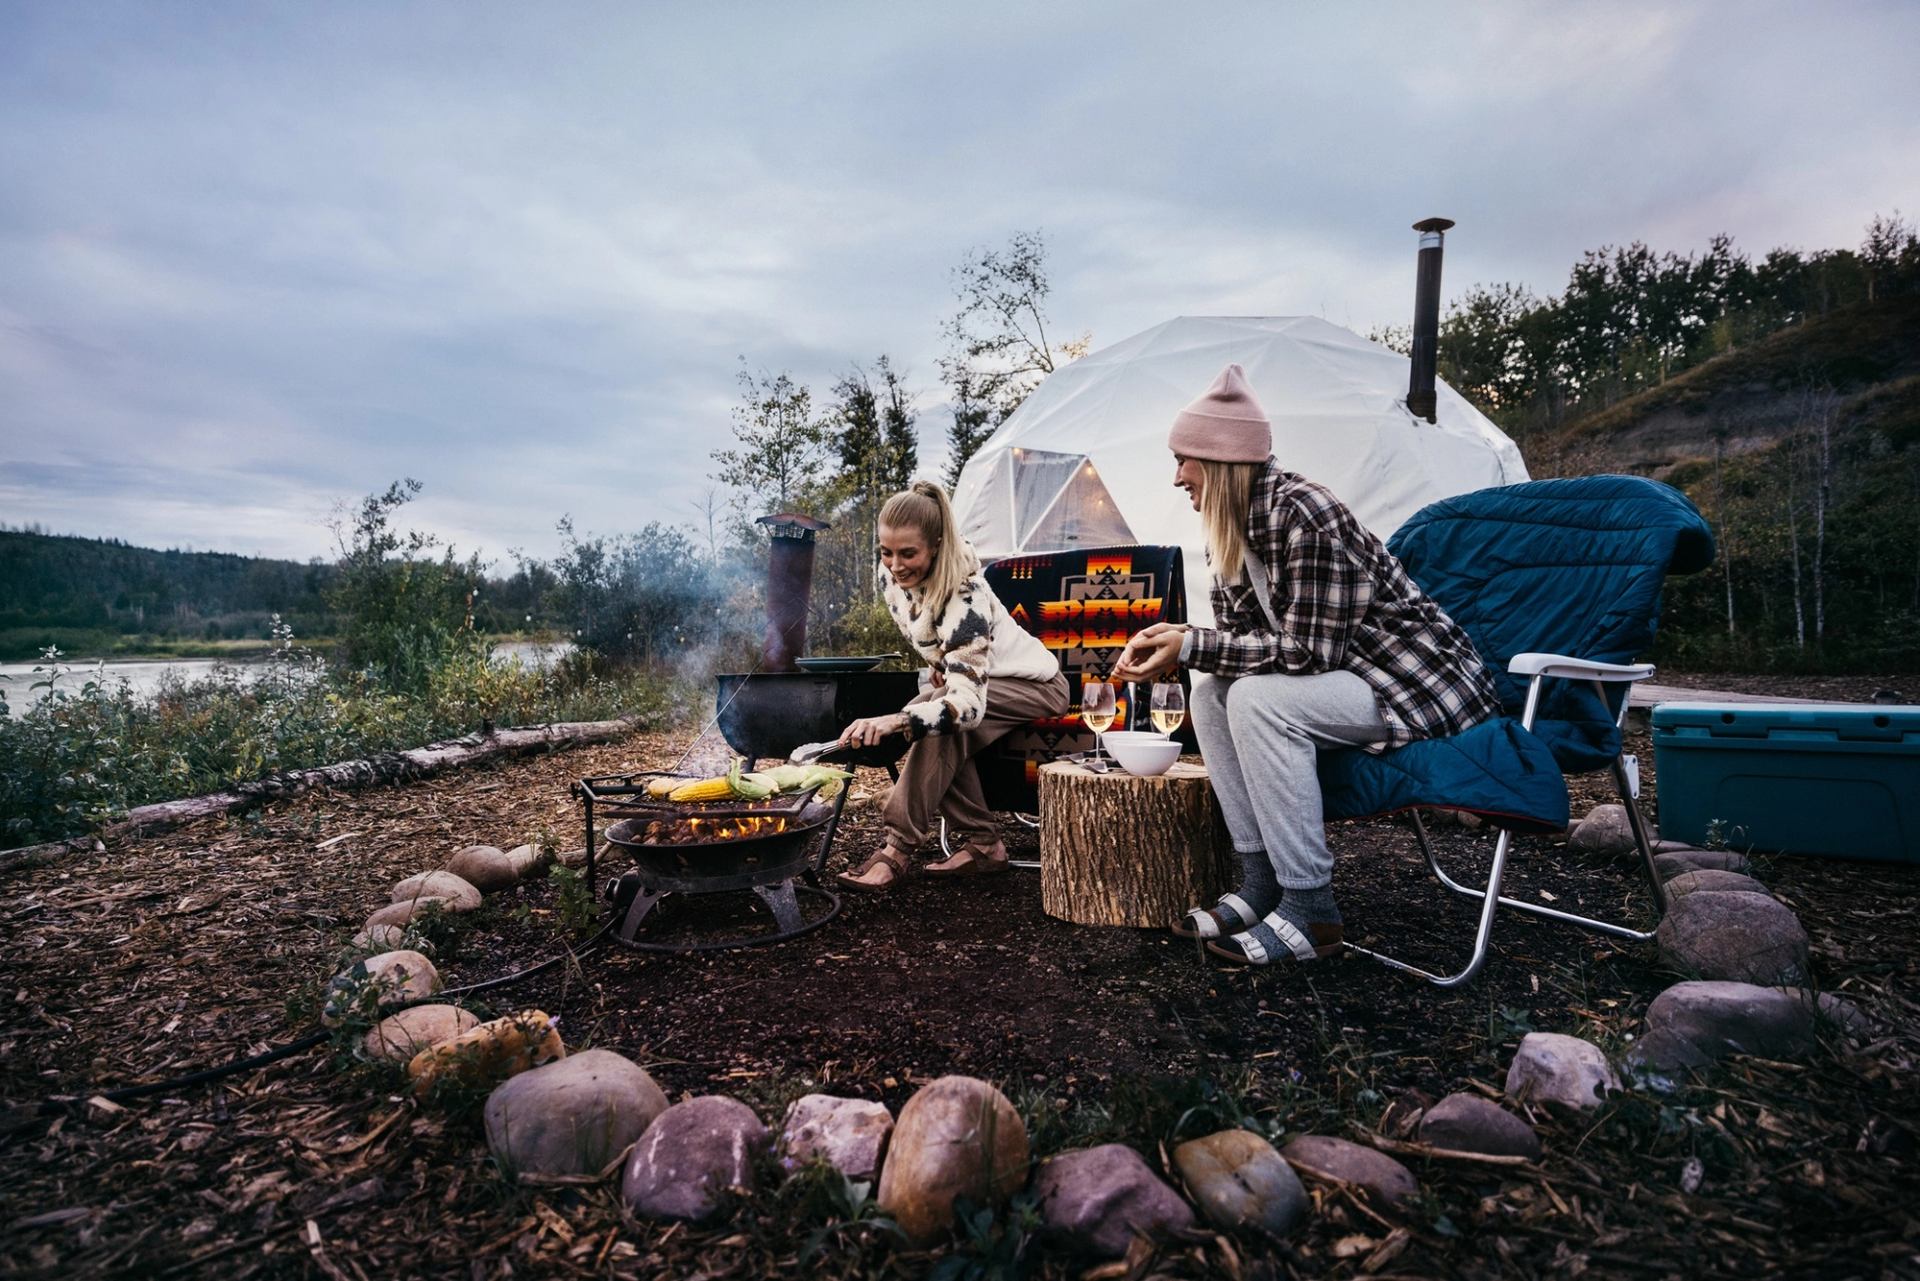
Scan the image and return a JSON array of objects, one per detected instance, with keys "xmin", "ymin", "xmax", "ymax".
[{"xmin": 687, "ymin": 815, "xmax": 791, "ymax": 841}]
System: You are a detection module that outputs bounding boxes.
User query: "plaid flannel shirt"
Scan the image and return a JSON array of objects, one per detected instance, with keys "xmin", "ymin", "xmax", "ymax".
[{"xmin": 1183, "ymin": 461, "xmax": 1502, "ymax": 752}]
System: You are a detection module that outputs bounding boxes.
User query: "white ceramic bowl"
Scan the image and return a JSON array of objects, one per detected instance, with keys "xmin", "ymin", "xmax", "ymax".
[{"xmin": 1100, "ymin": 731, "xmax": 1181, "ymax": 777}]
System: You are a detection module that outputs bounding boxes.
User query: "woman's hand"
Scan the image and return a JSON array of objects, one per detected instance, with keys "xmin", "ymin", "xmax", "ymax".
[
  {"xmin": 841, "ymin": 712, "xmax": 912, "ymax": 747},
  {"xmin": 1114, "ymin": 623, "xmax": 1187, "ymax": 682}
]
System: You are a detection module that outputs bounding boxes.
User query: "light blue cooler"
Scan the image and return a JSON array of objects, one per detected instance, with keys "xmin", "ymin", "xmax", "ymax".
[{"xmin": 1651, "ymin": 701, "xmax": 1920, "ymax": 863}]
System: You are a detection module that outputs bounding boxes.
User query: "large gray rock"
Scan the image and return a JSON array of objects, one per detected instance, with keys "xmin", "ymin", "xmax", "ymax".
[
  {"xmin": 1505, "ymin": 1032, "xmax": 1619, "ymax": 1111},
  {"xmin": 448, "ymin": 845, "xmax": 518, "ymax": 892},
  {"xmin": 1279, "ymin": 1135, "xmax": 1418, "ymax": 1209},
  {"xmin": 364, "ymin": 897, "xmax": 452, "ymax": 932},
  {"xmin": 391, "ymin": 870, "xmax": 483, "ymax": 912},
  {"xmin": 1568, "ymin": 804, "xmax": 1637, "ymax": 856},
  {"xmin": 361, "ymin": 1004, "xmax": 480, "ymax": 1063},
  {"xmin": 621, "ymin": 1096, "xmax": 768, "ymax": 1221},
  {"xmin": 878, "ymin": 1076, "xmax": 1029, "ymax": 1245},
  {"xmin": 487, "ymin": 1049, "xmax": 669, "ymax": 1178},
  {"xmin": 779, "ymin": 1094, "xmax": 893, "ymax": 1180},
  {"xmin": 1656, "ymin": 890, "xmax": 1810, "ymax": 985},
  {"xmin": 1664, "ymin": 869, "xmax": 1768, "ymax": 899},
  {"xmin": 1172, "ymin": 1129, "xmax": 1307, "ymax": 1238},
  {"xmin": 1624, "ymin": 981, "xmax": 1817, "ymax": 1091},
  {"xmin": 1416, "ymin": 1094, "xmax": 1541, "ymax": 1160},
  {"xmin": 322, "ymin": 949, "xmax": 442, "ymax": 1027},
  {"xmin": 1033, "ymin": 1144, "xmax": 1195, "ymax": 1259},
  {"xmin": 1653, "ymin": 848, "xmax": 1754, "ymax": 879}
]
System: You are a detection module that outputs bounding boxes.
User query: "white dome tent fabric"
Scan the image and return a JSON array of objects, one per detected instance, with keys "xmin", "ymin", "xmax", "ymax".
[{"xmin": 950, "ymin": 315, "xmax": 1529, "ymax": 624}]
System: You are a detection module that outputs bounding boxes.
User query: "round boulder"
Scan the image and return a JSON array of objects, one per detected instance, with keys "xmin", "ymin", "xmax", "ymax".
[
  {"xmin": 877, "ymin": 1075, "xmax": 1029, "ymax": 1245},
  {"xmin": 1664, "ymin": 869, "xmax": 1768, "ymax": 899},
  {"xmin": 391, "ymin": 871, "xmax": 483, "ymax": 912},
  {"xmin": 364, "ymin": 897, "xmax": 451, "ymax": 933},
  {"xmin": 362, "ymin": 1004, "xmax": 480, "ymax": 1063},
  {"xmin": 1568, "ymin": 804, "xmax": 1636, "ymax": 856},
  {"xmin": 1625, "ymin": 980, "xmax": 1817, "ymax": 1090},
  {"xmin": 486, "ymin": 1049, "xmax": 668, "ymax": 1178},
  {"xmin": 1653, "ymin": 848, "xmax": 1754, "ymax": 879},
  {"xmin": 779, "ymin": 1094, "xmax": 893, "ymax": 1180},
  {"xmin": 1280, "ymin": 1134, "xmax": 1418, "ymax": 1209},
  {"xmin": 505, "ymin": 843, "xmax": 551, "ymax": 879},
  {"xmin": 1416, "ymin": 1093, "xmax": 1541, "ymax": 1160},
  {"xmin": 1172, "ymin": 1128, "xmax": 1307, "ymax": 1237},
  {"xmin": 351, "ymin": 922, "xmax": 412, "ymax": 953},
  {"xmin": 621, "ymin": 1095, "xmax": 769, "ymax": 1221},
  {"xmin": 1655, "ymin": 890, "xmax": 1810, "ymax": 985},
  {"xmin": 1505, "ymin": 1032, "xmax": 1619, "ymax": 1111},
  {"xmin": 323, "ymin": 949, "xmax": 442, "ymax": 1027},
  {"xmin": 448, "ymin": 845, "xmax": 518, "ymax": 893},
  {"xmin": 1034, "ymin": 1143, "xmax": 1193, "ymax": 1259},
  {"xmin": 407, "ymin": 1009, "xmax": 565, "ymax": 1096}
]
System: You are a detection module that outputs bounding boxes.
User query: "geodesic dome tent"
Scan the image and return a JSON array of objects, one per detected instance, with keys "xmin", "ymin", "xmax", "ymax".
[{"xmin": 950, "ymin": 315, "xmax": 1530, "ymax": 623}]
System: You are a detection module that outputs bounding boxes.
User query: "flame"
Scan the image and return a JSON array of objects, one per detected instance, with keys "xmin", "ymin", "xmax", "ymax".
[{"xmin": 685, "ymin": 815, "xmax": 790, "ymax": 841}]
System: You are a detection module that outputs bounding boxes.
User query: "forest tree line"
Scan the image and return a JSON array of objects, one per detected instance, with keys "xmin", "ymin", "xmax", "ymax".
[{"xmin": 9, "ymin": 216, "xmax": 1919, "ymax": 672}]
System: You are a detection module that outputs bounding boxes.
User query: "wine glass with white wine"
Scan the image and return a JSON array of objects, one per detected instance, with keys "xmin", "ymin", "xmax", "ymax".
[
  {"xmin": 1150, "ymin": 680, "xmax": 1186, "ymax": 736},
  {"xmin": 1081, "ymin": 679, "xmax": 1118, "ymax": 769}
]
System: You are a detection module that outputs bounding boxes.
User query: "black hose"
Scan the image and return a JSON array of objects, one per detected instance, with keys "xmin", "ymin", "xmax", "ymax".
[{"xmin": 40, "ymin": 919, "xmax": 619, "ymax": 1116}]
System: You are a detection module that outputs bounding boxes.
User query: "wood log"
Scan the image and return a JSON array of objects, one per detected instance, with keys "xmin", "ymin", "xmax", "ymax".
[
  {"xmin": 0, "ymin": 719, "xmax": 636, "ymax": 873},
  {"xmin": 1038, "ymin": 760, "xmax": 1236, "ymax": 928}
]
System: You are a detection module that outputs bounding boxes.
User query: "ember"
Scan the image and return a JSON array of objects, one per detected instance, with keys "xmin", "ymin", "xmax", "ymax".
[{"xmin": 646, "ymin": 815, "xmax": 794, "ymax": 845}]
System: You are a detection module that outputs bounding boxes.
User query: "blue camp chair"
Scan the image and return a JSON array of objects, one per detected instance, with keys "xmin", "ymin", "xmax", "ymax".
[{"xmin": 1318, "ymin": 474, "xmax": 1716, "ymax": 986}]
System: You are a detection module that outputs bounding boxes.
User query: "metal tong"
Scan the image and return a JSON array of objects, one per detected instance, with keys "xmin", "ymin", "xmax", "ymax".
[{"xmin": 788, "ymin": 739, "xmax": 848, "ymax": 765}]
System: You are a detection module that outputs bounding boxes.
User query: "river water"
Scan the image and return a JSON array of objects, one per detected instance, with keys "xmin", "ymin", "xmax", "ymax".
[{"xmin": 0, "ymin": 641, "xmax": 575, "ymax": 710}]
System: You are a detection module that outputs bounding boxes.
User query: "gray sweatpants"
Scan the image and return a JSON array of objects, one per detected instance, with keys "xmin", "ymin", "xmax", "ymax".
[{"xmin": 1188, "ymin": 670, "xmax": 1389, "ymax": 890}]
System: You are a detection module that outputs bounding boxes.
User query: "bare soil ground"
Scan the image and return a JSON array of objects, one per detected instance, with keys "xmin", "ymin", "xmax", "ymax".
[{"xmin": 2, "ymin": 674, "xmax": 1917, "ymax": 1279}]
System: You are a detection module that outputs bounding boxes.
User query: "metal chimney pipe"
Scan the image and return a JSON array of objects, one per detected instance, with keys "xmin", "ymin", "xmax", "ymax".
[
  {"xmin": 1406, "ymin": 216, "xmax": 1455, "ymax": 424},
  {"xmin": 755, "ymin": 512, "xmax": 830, "ymax": 672}
]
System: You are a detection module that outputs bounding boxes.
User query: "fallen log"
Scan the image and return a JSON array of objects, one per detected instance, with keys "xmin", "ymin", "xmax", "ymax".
[{"xmin": 0, "ymin": 719, "xmax": 636, "ymax": 874}]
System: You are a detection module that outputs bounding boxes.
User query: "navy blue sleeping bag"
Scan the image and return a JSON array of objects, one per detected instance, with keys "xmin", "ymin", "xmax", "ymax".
[{"xmin": 1317, "ymin": 475, "xmax": 1714, "ymax": 832}]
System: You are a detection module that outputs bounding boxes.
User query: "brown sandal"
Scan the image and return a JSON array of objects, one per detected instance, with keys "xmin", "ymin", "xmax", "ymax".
[
  {"xmin": 836, "ymin": 847, "xmax": 910, "ymax": 893},
  {"xmin": 925, "ymin": 840, "xmax": 1010, "ymax": 878}
]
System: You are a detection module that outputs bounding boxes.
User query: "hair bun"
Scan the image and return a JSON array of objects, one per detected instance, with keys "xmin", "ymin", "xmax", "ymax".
[{"xmin": 912, "ymin": 481, "xmax": 943, "ymax": 499}]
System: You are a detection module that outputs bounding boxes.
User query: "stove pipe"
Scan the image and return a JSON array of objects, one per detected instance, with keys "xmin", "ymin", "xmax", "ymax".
[
  {"xmin": 1406, "ymin": 216, "xmax": 1455, "ymax": 424},
  {"xmin": 756, "ymin": 512, "xmax": 830, "ymax": 672}
]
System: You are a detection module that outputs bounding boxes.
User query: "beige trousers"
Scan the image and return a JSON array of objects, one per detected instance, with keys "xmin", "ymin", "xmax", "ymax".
[{"xmin": 882, "ymin": 672, "xmax": 1071, "ymax": 850}]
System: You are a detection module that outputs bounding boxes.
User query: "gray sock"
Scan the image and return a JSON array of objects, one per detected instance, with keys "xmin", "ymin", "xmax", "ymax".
[
  {"xmin": 1224, "ymin": 848, "xmax": 1281, "ymax": 926},
  {"xmin": 1275, "ymin": 883, "xmax": 1341, "ymax": 931}
]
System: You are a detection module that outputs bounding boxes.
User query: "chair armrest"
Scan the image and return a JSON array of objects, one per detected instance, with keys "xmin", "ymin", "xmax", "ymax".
[{"xmin": 1508, "ymin": 652, "xmax": 1655, "ymax": 682}]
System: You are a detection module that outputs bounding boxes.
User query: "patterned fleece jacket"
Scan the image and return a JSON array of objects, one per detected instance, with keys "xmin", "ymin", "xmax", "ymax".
[{"xmin": 883, "ymin": 549, "xmax": 1062, "ymax": 739}]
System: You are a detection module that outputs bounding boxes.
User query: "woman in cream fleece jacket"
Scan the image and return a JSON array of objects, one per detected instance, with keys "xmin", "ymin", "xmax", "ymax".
[{"xmin": 835, "ymin": 482, "xmax": 1069, "ymax": 890}]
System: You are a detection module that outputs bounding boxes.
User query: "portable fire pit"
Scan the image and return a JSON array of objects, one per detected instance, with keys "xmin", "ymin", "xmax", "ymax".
[{"xmin": 574, "ymin": 772, "xmax": 851, "ymax": 952}]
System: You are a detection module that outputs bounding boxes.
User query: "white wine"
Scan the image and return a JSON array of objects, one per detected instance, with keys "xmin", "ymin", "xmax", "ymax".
[
  {"xmin": 1151, "ymin": 708, "xmax": 1185, "ymax": 733},
  {"xmin": 1082, "ymin": 710, "xmax": 1116, "ymax": 733}
]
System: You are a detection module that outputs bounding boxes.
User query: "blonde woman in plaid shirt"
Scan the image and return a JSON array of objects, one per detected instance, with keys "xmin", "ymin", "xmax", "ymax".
[{"xmin": 1114, "ymin": 365, "xmax": 1501, "ymax": 966}]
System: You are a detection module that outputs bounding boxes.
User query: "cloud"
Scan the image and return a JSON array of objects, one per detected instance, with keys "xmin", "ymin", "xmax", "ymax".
[{"xmin": 1, "ymin": 0, "xmax": 1916, "ymax": 563}]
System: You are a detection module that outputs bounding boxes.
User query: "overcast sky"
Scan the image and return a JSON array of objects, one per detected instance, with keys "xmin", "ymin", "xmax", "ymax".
[{"xmin": 3, "ymin": 1, "xmax": 1916, "ymax": 565}]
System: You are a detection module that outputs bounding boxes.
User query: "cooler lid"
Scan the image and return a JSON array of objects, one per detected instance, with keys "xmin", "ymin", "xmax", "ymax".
[{"xmin": 1652, "ymin": 701, "xmax": 1920, "ymax": 743}]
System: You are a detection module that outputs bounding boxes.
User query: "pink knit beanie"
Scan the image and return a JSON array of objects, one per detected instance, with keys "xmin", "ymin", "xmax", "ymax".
[{"xmin": 1167, "ymin": 363, "xmax": 1272, "ymax": 463}]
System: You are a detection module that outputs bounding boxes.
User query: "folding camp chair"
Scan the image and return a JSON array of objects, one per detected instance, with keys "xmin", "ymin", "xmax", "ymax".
[
  {"xmin": 936, "ymin": 544, "xmax": 1189, "ymax": 865},
  {"xmin": 1319, "ymin": 475, "xmax": 1716, "ymax": 987}
]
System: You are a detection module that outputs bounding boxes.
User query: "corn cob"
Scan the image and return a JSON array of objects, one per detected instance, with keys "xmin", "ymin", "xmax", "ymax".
[
  {"xmin": 668, "ymin": 774, "xmax": 734, "ymax": 802},
  {"xmin": 644, "ymin": 776, "xmax": 678, "ymax": 800}
]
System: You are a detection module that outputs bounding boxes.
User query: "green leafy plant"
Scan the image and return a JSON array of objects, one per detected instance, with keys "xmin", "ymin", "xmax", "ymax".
[
  {"xmin": 548, "ymin": 863, "xmax": 600, "ymax": 937},
  {"xmin": 930, "ymin": 1191, "xmax": 1042, "ymax": 1281}
]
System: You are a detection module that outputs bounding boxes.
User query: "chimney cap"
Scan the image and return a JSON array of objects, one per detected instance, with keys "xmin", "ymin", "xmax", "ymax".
[
  {"xmin": 756, "ymin": 512, "xmax": 831, "ymax": 537},
  {"xmin": 1412, "ymin": 217, "xmax": 1456, "ymax": 234}
]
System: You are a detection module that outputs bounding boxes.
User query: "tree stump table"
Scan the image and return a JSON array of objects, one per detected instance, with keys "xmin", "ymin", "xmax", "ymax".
[{"xmin": 1038, "ymin": 760, "xmax": 1236, "ymax": 927}]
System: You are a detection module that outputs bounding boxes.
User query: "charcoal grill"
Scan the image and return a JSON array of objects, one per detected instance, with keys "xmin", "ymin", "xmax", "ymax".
[{"xmin": 574, "ymin": 772, "xmax": 851, "ymax": 952}]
